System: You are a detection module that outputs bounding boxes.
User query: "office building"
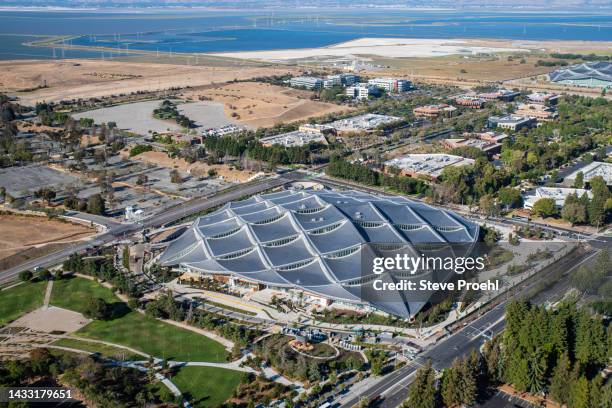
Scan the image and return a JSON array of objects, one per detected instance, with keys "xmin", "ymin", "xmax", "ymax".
[
  {"xmin": 159, "ymin": 189, "xmax": 479, "ymax": 319},
  {"xmin": 290, "ymin": 76, "xmax": 323, "ymax": 90}
]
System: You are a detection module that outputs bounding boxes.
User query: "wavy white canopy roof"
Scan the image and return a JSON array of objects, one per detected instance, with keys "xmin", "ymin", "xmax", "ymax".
[
  {"xmin": 160, "ymin": 189, "xmax": 479, "ymax": 318},
  {"xmin": 549, "ymin": 61, "xmax": 612, "ymax": 83}
]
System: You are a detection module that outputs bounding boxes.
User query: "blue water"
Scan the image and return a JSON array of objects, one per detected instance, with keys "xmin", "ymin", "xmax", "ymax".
[{"xmin": 0, "ymin": 9, "xmax": 611, "ymax": 60}]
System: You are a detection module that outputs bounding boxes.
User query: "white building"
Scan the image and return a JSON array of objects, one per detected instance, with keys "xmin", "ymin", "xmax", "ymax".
[
  {"xmin": 259, "ymin": 130, "xmax": 328, "ymax": 147},
  {"xmin": 290, "ymin": 76, "xmax": 323, "ymax": 90},
  {"xmin": 566, "ymin": 161, "xmax": 612, "ymax": 186},
  {"xmin": 367, "ymin": 77, "xmax": 411, "ymax": 93},
  {"xmin": 489, "ymin": 115, "xmax": 536, "ymax": 131},
  {"xmin": 384, "ymin": 154, "xmax": 475, "ymax": 179},
  {"xmin": 202, "ymin": 124, "xmax": 244, "ymax": 138},
  {"xmin": 323, "ymin": 73, "xmax": 360, "ymax": 88},
  {"xmin": 523, "ymin": 187, "xmax": 593, "ymax": 210},
  {"xmin": 346, "ymin": 84, "xmax": 380, "ymax": 100},
  {"xmin": 329, "ymin": 113, "xmax": 402, "ymax": 133}
]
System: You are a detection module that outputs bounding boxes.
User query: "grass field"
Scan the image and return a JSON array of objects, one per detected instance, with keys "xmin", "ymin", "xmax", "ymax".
[
  {"xmin": 77, "ymin": 311, "xmax": 228, "ymax": 362},
  {"xmin": 0, "ymin": 280, "xmax": 46, "ymax": 325},
  {"xmin": 50, "ymin": 277, "xmax": 119, "ymax": 314},
  {"xmin": 52, "ymin": 337, "xmax": 142, "ymax": 360},
  {"xmin": 171, "ymin": 366, "xmax": 243, "ymax": 407}
]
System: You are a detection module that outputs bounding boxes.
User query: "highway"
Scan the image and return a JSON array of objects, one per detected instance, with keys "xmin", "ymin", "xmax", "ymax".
[
  {"xmin": 338, "ymin": 245, "xmax": 603, "ymax": 408},
  {"xmin": 0, "ymin": 175, "xmax": 291, "ymax": 285}
]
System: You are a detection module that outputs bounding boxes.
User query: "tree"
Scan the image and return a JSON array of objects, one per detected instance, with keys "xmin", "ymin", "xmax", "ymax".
[
  {"xmin": 531, "ymin": 198, "xmax": 558, "ymax": 218},
  {"xmin": 83, "ymin": 297, "xmax": 111, "ymax": 320},
  {"xmin": 37, "ymin": 268, "xmax": 51, "ymax": 281},
  {"xmin": 87, "ymin": 194, "xmax": 106, "ymax": 215},
  {"xmin": 136, "ymin": 173, "xmax": 148, "ymax": 186},
  {"xmin": 573, "ymin": 171, "xmax": 584, "ymax": 188},
  {"xmin": 562, "ymin": 202, "xmax": 588, "ymax": 225},
  {"xmin": 441, "ymin": 359, "xmax": 463, "ymax": 407},
  {"xmin": 588, "ymin": 176, "xmax": 610, "ymax": 228},
  {"xmin": 34, "ymin": 187, "xmax": 56, "ymax": 205},
  {"xmin": 498, "ymin": 187, "xmax": 523, "ymax": 209},
  {"xmin": 405, "ymin": 360, "xmax": 438, "ymax": 408},
  {"xmin": 549, "ymin": 353, "xmax": 573, "ymax": 404},
  {"xmin": 169, "ymin": 169, "xmax": 182, "ymax": 184},
  {"xmin": 18, "ymin": 270, "xmax": 33, "ymax": 282},
  {"xmin": 569, "ymin": 376, "xmax": 590, "ymax": 408}
]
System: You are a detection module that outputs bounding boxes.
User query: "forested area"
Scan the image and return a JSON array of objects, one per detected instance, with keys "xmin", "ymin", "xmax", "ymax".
[
  {"xmin": 203, "ymin": 133, "xmax": 329, "ymax": 165},
  {"xmin": 405, "ymin": 300, "xmax": 611, "ymax": 408},
  {"xmin": 0, "ymin": 349, "xmax": 177, "ymax": 406},
  {"xmin": 326, "ymin": 156, "xmax": 430, "ymax": 196}
]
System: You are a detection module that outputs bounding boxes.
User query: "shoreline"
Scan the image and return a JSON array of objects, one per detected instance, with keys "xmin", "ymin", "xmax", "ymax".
[{"xmin": 19, "ymin": 35, "xmax": 612, "ymax": 64}]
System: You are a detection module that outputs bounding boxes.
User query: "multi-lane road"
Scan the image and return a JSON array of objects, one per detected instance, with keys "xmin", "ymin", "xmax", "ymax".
[
  {"xmin": 338, "ymin": 244, "xmax": 605, "ymax": 408},
  {"xmin": 0, "ymin": 175, "xmax": 291, "ymax": 285}
]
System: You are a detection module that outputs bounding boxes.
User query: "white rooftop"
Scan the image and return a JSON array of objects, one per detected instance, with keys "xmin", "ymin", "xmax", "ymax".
[
  {"xmin": 259, "ymin": 130, "xmax": 327, "ymax": 147},
  {"xmin": 384, "ymin": 154, "xmax": 475, "ymax": 178},
  {"xmin": 524, "ymin": 187, "xmax": 593, "ymax": 209},
  {"xmin": 566, "ymin": 161, "xmax": 612, "ymax": 186},
  {"xmin": 330, "ymin": 113, "xmax": 402, "ymax": 132}
]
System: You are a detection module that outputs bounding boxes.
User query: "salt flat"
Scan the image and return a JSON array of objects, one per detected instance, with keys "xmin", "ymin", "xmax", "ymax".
[{"xmin": 209, "ymin": 37, "xmax": 528, "ymax": 61}]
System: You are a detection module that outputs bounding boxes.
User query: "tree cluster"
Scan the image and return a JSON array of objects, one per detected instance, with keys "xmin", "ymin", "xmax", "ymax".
[{"xmin": 326, "ymin": 157, "xmax": 430, "ymax": 196}]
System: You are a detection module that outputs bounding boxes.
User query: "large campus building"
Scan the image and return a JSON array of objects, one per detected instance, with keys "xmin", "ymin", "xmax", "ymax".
[
  {"xmin": 548, "ymin": 61, "xmax": 612, "ymax": 89},
  {"xmin": 384, "ymin": 154, "xmax": 475, "ymax": 179},
  {"xmin": 159, "ymin": 189, "xmax": 479, "ymax": 318}
]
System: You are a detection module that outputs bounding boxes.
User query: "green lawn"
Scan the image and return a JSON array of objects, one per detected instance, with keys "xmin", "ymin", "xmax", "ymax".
[
  {"xmin": 48, "ymin": 276, "xmax": 228, "ymax": 362},
  {"xmin": 50, "ymin": 276, "xmax": 119, "ymax": 313},
  {"xmin": 77, "ymin": 311, "xmax": 228, "ymax": 362},
  {"xmin": 0, "ymin": 281, "xmax": 46, "ymax": 325},
  {"xmin": 171, "ymin": 366, "xmax": 243, "ymax": 407},
  {"xmin": 52, "ymin": 337, "xmax": 142, "ymax": 361}
]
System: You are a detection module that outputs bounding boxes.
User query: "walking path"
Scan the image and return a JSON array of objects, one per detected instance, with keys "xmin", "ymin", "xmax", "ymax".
[{"xmin": 43, "ymin": 279, "xmax": 54, "ymax": 308}]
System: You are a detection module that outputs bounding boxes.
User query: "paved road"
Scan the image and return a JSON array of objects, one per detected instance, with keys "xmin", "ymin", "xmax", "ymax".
[
  {"xmin": 339, "ymin": 246, "xmax": 600, "ymax": 408},
  {"xmin": 0, "ymin": 175, "xmax": 291, "ymax": 285}
]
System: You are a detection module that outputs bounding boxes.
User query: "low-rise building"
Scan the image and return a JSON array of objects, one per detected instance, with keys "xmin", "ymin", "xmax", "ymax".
[
  {"xmin": 202, "ymin": 124, "xmax": 244, "ymax": 138},
  {"xmin": 259, "ymin": 130, "xmax": 328, "ymax": 147},
  {"xmin": 298, "ymin": 123, "xmax": 336, "ymax": 136},
  {"xmin": 324, "ymin": 73, "xmax": 360, "ymax": 88},
  {"xmin": 345, "ymin": 83, "xmax": 381, "ymax": 100},
  {"xmin": 488, "ymin": 115, "xmax": 536, "ymax": 131},
  {"xmin": 523, "ymin": 187, "xmax": 593, "ymax": 210},
  {"xmin": 566, "ymin": 161, "xmax": 612, "ymax": 186},
  {"xmin": 473, "ymin": 131, "xmax": 509, "ymax": 144},
  {"xmin": 413, "ymin": 104, "xmax": 458, "ymax": 118},
  {"xmin": 442, "ymin": 137, "xmax": 502, "ymax": 157},
  {"xmin": 384, "ymin": 154, "xmax": 475, "ymax": 179},
  {"xmin": 527, "ymin": 92, "xmax": 559, "ymax": 105},
  {"xmin": 455, "ymin": 96, "xmax": 486, "ymax": 109},
  {"xmin": 290, "ymin": 76, "xmax": 323, "ymax": 90},
  {"xmin": 478, "ymin": 89, "xmax": 521, "ymax": 101},
  {"xmin": 515, "ymin": 103, "xmax": 558, "ymax": 122},
  {"xmin": 329, "ymin": 113, "xmax": 403, "ymax": 134},
  {"xmin": 367, "ymin": 77, "xmax": 412, "ymax": 93}
]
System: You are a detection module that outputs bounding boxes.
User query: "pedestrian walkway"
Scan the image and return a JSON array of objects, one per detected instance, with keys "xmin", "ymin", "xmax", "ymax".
[{"xmin": 43, "ymin": 279, "xmax": 54, "ymax": 308}]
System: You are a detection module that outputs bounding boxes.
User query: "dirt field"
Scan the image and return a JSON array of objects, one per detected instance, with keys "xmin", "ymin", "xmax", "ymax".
[
  {"xmin": 0, "ymin": 214, "xmax": 95, "ymax": 260},
  {"xmin": 0, "ymin": 59, "xmax": 297, "ymax": 105},
  {"xmin": 185, "ymin": 82, "xmax": 354, "ymax": 128},
  {"xmin": 125, "ymin": 150, "xmax": 262, "ymax": 183},
  {"xmin": 9, "ymin": 306, "xmax": 91, "ymax": 333}
]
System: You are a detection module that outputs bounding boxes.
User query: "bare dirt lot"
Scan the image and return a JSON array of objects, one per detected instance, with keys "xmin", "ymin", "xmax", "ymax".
[
  {"xmin": 185, "ymin": 82, "xmax": 354, "ymax": 128},
  {"xmin": 9, "ymin": 306, "xmax": 90, "ymax": 333},
  {"xmin": 0, "ymin": 59, "xmax": 297, "ymax": 105},
  {"xmin": 0, "ymin": 214, "xmax": 95, "ymax": 261}
]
